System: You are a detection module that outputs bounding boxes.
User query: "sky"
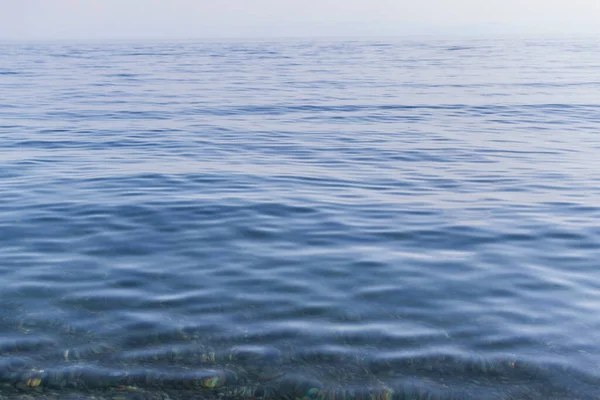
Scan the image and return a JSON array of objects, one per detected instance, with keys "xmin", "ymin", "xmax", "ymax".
[{"xmin": 1, "ymin": 0, "xmax": 599, "ymax": 40}]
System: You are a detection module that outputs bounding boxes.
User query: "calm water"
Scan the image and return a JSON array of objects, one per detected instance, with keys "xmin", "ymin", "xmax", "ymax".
[{"xmin": 1, "ymin": 38, "xmax": 600, "ymax": 399}]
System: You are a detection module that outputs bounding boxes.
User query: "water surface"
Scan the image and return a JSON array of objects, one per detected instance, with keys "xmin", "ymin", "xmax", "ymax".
[{"xmin": 1, "ymin": 38, "xmax": 600, "ymax": 399}]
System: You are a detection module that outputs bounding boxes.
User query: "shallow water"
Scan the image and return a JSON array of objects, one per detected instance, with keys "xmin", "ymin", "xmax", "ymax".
[{"xmin": 1, "ymin": 38, "xmax": 600, "ymax": 399}]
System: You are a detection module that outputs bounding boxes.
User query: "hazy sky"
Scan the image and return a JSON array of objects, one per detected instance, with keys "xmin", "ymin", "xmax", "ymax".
[{"xmin": 1, "ymin": 0, "xmax": 599, "ymax": 40}]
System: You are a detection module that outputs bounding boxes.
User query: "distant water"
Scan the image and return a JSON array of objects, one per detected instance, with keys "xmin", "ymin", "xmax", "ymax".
[{"xmin": 1, "ymin": 39, "xmax": 600, "ymax": 400}]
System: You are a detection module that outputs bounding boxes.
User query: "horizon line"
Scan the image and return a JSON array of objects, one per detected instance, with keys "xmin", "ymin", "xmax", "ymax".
[{"xmin": 2, "ymin": 32, "xmax": 599, "ymax": 44}]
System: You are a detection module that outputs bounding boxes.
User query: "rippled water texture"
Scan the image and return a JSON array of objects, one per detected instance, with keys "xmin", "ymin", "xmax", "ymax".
[{"xmin": 1, "ymin": 39, "xmax": 600, "ymax": 399}]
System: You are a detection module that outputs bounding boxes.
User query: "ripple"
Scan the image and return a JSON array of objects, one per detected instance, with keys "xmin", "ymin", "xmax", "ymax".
[{"xmin": 1, "ymin": 38, "xmax": 600, "ymax": 399}]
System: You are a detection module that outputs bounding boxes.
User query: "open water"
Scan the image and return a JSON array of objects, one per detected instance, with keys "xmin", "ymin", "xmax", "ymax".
[{"xmin": 1, "ymin": 38, "xmax": 600, "ymax": 399}]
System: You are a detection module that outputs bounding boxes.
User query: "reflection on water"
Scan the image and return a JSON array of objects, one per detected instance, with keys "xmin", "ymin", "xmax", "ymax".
[{"xmin": 1, "ymin": 38, "xmax": 600, "ymax": 399}]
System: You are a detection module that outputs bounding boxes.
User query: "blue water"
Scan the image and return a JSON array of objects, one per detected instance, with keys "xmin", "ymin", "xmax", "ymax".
[{"xmin": 1, "ymin": 38, "xmax": 600, "ymax": 399}]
